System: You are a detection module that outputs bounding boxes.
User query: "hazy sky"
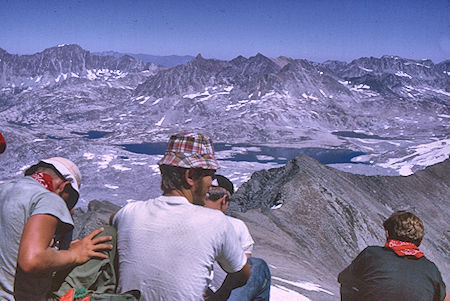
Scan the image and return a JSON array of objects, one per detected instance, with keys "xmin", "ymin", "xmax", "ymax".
[{"xmin": 1, "ymin": 0, "xmax": 449, "ymax": 62}]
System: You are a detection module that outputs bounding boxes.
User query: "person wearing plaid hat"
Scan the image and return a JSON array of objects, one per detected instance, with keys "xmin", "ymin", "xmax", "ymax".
[
  {"xmin": 113, "ymin": 133, "xmax": 250, "ymax": 301},
  {"xmin": 0, "ymin": 158, "xmax": 113, "ymax": 301},
  {"xmin": 204, "ymin": 175, "xmax": 271, "ymax": 300}
]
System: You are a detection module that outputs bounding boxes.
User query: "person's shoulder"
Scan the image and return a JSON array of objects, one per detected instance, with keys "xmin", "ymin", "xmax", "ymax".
[
  {"xmin": 226, "ymin": 216, "xmax": 247, "ymax": 229},
  {"xmin": 117, "ymin": 199, "xmax": 148, "ymax": 213},
  {"xmin": 364, "ymin": 245, "xmax": 388, "ymax": 255},
  {"xmin": 226, "ymin": 215, "xmax": 243, "ymax": 223},
  {"xmin": 356, "ymin": 246, "xmax": 386, "ymax": 258},
  {"xmin": 420, "ymin": 255, "xmax": 443, "ymax": 272},
  {"xmin": 21, "ymin": 177, "xmax": 64, "ymax": 202},
  {"xmin": 196, "ymin": 205, "xmax": 227, "ymax": 219},
  {"xmin": 365, "ymin": 245, "xmax": 384, "ymax": 252}
]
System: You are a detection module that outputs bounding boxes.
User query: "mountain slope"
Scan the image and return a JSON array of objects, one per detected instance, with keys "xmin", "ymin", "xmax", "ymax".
[{"xmin": 231, "ymin": 155, "xmax": 450, "ymax": 299}]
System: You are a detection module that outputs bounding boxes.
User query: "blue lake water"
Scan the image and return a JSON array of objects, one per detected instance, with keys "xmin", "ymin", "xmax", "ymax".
[
  {"xmin": 120, "ymin": 142, "xmax": 366, "ymax": 165},
  {"xmin": 71, "ymin": 131, "xmax": 112, "ymax": 139},
  {"xmin": 332, "ymin": 131, "xmax": 404, "ymax": 140}
]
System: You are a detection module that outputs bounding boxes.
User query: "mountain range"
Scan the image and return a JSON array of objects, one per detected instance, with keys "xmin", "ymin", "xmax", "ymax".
[{"xmin": 0, "ymin": 44, "xmax": 448, "ymax": 177}]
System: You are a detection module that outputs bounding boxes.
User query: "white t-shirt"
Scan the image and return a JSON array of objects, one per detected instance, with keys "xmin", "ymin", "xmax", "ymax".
[
  {"xmin": 226, "ymin": 216, "xmax": 254, "ymax": 255},
  {"xmin": 113, "ymin": 196, "xmax": 247, "ymax": 301},
  {"xmin": 210, "ymin": 216, "xmax": 254, "ymax": 292}
]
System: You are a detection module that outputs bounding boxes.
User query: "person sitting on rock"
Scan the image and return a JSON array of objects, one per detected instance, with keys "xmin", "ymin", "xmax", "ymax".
[
  {"xmin": 204, "ymin": 174, "xmax": 271, "ymax": 300},
  {"xmin": 112, "ymin": 133, "xmax": 250, "ymax": 300},
  {"xmin": 0, "ymin": 157, "xmax": 112, "ymax": 301},
  {"xmin": 338, "ymin": 210, "xmax": 449, "ymax": 301}
]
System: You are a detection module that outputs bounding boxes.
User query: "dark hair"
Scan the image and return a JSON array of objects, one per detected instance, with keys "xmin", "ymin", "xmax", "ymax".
[
  {"xmin": 207, "ymin": 186, "xmax": 231, "ymax": 203},
  {"xmin": 383, "ymin": 211, "xmax": 425, "ymax": 246},
  {"xmin": 159, "ymin": 165, "xmax": 215, "ymax": 194}
]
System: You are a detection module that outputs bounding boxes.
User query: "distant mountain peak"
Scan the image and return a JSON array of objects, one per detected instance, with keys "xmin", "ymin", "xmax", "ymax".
[
  {"xmin": 230, "ymin": 55, "xmax": 247, "ymax": 65},
  {"xmin": 43, "ymin": 43, "xmax": 85, "ymax": 53},
  {"xmin": 194, "ymin": 53, "xmax": 204, "ymax": 60}
]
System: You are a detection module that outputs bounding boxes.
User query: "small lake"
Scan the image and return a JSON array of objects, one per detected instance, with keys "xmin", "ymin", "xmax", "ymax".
[
  {"xmin": 120, "ymin": 142, "xmax": 366, "ymax": 165},
  {"xmin": 332, "ymin": 131, "xmax": 404, "ymax": 140},
  {"xmin": 71, "ymin": 131, "xmax": 112, "ymax": 139}
]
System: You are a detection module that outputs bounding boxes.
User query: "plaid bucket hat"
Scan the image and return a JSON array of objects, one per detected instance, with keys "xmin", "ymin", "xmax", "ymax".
[{"xmin": 158, "ymin": 133, "xmax": 219, "ymax": 169}]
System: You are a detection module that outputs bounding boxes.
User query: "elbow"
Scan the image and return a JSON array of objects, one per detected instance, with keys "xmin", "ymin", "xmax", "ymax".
[
  {"xmin": 236, "ymin": 263, "xmax": 251, "ymax": 287},
  {"xmin": 236, "ymin": 276, "xmax": 248, "ymax": 287},
  {"xmin": 18, "ymin": 253, "xmax": 44, "ymax": 274}
]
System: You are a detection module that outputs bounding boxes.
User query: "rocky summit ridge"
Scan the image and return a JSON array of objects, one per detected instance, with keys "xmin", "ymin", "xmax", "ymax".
[{"xmin": 73, "ymin": 155, "xmax": 449, "ymax": 300}]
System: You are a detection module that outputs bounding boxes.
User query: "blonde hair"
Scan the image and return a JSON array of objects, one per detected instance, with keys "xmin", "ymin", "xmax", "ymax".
[
  {"xmin": 383, "ymin": 211, "xmax": 425, "ymax": 246},
  {"xmin": 207, "ymin": 186, "xmax": 231, "ymax": 203}
]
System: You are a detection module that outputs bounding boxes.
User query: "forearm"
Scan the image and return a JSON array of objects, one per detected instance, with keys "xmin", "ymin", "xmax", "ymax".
[
  {"xmin": 18, "ymin": 247, "xmax": 77, "ymax": 274},
  {"xmin": 444, "ymin": 290, "xmax": 450, "ymax": 301},
  {"xmin": 18, "ymin": 215, "xmax": 112, "ymax": 275},
  {"xmin": 212, "ymin": 263, "xmax": 251, "ymax": 300},
  {"xmin": 212, "ymin": 275, "xmax": 235, "ymax": 301}
]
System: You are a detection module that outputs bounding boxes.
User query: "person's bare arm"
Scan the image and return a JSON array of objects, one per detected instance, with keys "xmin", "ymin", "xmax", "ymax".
[
  {"xmin": 109, "ymin": 212, "xmax": 117, "ymax": 225},
  {"xmin": 18, "ymin": 214, "xmax": 112, "ymax": 274},
  {"xmin": 444, "ymin": 290, "xmax": 450, "ymax": 301},
  {"xmin": 209, "ymin": 262, "xmax": 251, "ymax": 301}
]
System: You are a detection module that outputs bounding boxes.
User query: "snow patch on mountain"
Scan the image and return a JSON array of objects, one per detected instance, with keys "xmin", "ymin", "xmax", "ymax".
[
  {"xmin": 105, "ymin": 184, "xmax": 119, "ymax": 189},
  {"xmin": 270, "ymin": 284, "xmax": 311, "ymax": 301},
  {"xmin": 358, "ymin": 66, "xmax": 373, "ymax": 72},
  {"xmin": 152, "ymin": 98, "xmax": 162, "ymax": 105},
  {"xmin": 98, "ymin": 154, "xmax": 115, "ymax": 169},
  {"xmin": 83, "ymin": 153, "xmax": 95, "ymax": 160},
  {"xmin": 395, "ymin": 71, "xmax": 412, "ymax": 79},
  {"xmin": 272, "ymin": 277, "xmax": 334, "ymax": 295},
  {"xmin": 155, "ymin": 116, "xmax": 165, "ymax": 126},
  {"xmin": 378, "ymin": 138, "xmax": 450, "ymax": 176},
  {"xmin": 112, "ymin": 164, "xmax": 131, "ymax": 171}
]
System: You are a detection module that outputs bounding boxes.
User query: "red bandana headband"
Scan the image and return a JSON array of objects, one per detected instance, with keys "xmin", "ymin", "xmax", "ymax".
[
  {"xmin": 30, "ymin": 172, "xmax": 55, "ymax": 192},
  {"xmin": 385, "ymin": 239, "xmax": 424, "ymax": 258}
]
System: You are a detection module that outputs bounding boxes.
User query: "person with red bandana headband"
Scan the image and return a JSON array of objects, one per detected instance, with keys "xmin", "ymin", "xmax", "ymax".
[
  {"xmin": 0, "ymin": 132, "xmax": 6, "ymax": 154},
  {"xmin": 0, "ymin": 157, "xmax": 113, "ymax": 301},
  {"xmin": 338, "ymin": 211, "xmax": 449, "ymax": 301}
]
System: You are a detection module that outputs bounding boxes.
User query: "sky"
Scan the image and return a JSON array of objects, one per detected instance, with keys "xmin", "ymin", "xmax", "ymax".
[{"xmin": 1, "ymin": 0, "xmax": 449, "ymax": 63}]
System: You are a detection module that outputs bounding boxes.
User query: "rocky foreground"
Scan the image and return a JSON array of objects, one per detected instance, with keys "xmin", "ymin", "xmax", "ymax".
[{"xmin": 72, "ymin": 155, "xmax": 449, "ymax": 300}]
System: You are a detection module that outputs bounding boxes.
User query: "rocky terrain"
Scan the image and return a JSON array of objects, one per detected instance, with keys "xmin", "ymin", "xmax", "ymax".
[
  {"xmin": 72, "ymin": 155, "xmax": 449, "ymax": 300},
  {"xmin": 0, "ymin": 45, "xmax": 448, "ymax": 299},
  {"xmin": 1, "ymin": 44, "xmax": 448, "ymax": 177}
]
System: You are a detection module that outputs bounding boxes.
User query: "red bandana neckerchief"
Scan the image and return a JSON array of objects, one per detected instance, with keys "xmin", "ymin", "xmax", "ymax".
[
  {"xmin": 385, "ymin": 239, "xmax": 424, "ymax": 258},
  {"xmin": 30, "ymin": 172, "xmax": 55, "ymax": 192}
]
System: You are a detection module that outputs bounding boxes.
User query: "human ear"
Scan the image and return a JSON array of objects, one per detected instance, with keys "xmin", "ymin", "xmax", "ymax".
[
  {"xmin": 54, "ymin": 180, "xmax": 70, "ymax": 195},
  {"xmin": 220, "ymin": 196, "xmax": 229, "ymax": 211},
  {"xmin": 185, "ymin": 170, "xmax": 195, "ymax": 187}
]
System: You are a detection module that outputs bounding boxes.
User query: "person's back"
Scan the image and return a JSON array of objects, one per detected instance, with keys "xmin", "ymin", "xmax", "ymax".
[
  {"xmin": 114, "ymin": 196, "xmax": 244, "ymax": 300},
  {"xmin": 113, "ymin": 133, "xmax": 250, "ymax": 301},
  {"xmin": 338, "ymin": 211, "xmax": 448, "ymax": 301},
  {"xmin": 0, "ymin": 177, "xmax": 73, "ymax": 299},
  {"xmin": 339, "ymin": 246, "xmax": 445, "ymax": 301},
  {"xmin": 0, "ymin": 158, "xmax": 112, "ymax": 301},
  {"xmin": 204, "ymin": 175, "xmax": 271, "ymax": 300}
]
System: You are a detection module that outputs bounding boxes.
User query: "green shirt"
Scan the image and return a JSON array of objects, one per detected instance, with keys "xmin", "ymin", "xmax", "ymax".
[{"xmin": 0, "ymin": 177, "xmax": 74, "ymax": 301}]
